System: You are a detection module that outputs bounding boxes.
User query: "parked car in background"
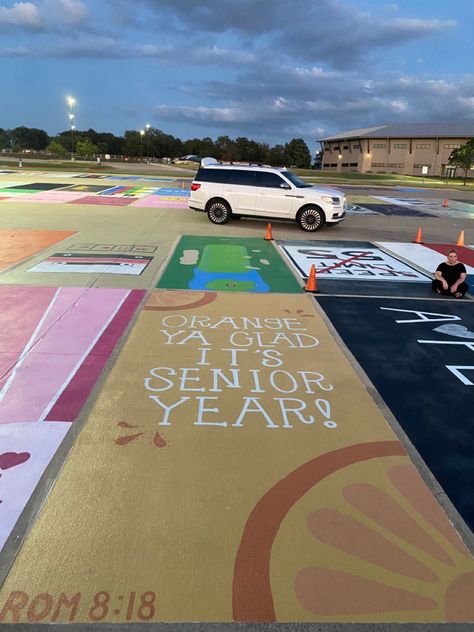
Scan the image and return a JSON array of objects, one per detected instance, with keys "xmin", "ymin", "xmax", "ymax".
[{"xmin": 189, "ymin": 158, "xmax": 346, "ymax": 231}]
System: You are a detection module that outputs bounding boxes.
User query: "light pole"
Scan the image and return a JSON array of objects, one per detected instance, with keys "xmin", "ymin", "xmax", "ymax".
[
  {"xmin": 145, "ymin": 123, "xmax": 151, "ymax": 162},
  {"xmin": 66, "ymin": 96, "xmax": 76, "ymax": 161},
  {"xmin": 139, "ymin": 129, "xmax": 145, "ymax": 159}
]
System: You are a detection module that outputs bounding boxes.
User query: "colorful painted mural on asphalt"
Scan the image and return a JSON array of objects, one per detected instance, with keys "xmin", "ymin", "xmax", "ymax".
[
  {"xmin": 158, "ymin": 236, "xmax": 303, "ymax": 293},
  {"xmin": 0, "ymin": 285, "xmax": 144, "ymax": 551},
  {"xmin": 278, "ymin": 240, "xmax": 432, "ymax": 297},
  {"xmin": 0, "ymin": 178, "xmax": 189, "ymax": 209},
  {"xmin": 372, "ymin": 197, "xmax": 474, "ymax": 219},
  {"xmin": 0, "ymin": 291, "xmax": 472, "ymax": 623},
  {"xmin": 27, "ymin": 253, "xmax": 153, "ymax": 275},
  {"xmin": 316, "ymin": 296, "xmax": 474, "ymax": 531},
  {"xmin": 0, "ymin": 229, "xmax": 76, "ymax": 272},
  {"xmin": 377, "ymin": 242, "xmax": 474, "ymax": 288}
]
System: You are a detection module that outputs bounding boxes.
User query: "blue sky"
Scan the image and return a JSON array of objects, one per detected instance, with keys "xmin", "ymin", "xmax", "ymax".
[{"xmin": 0, "ymin": 0, "xmax": 473, "ymax": 153}]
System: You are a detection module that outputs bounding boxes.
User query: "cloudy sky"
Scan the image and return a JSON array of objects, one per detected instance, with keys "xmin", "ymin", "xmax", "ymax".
[{"xmin": 1, "ymin": 0, "xmax": 473, "ymax": 151}]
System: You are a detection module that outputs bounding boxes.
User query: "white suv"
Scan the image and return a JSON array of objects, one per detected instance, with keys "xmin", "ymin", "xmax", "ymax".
[{"xmin": 189, "ymin": 159, "xmax": 346, "ymax": 231}]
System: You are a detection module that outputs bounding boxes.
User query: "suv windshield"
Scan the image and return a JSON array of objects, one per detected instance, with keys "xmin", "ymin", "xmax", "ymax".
[{"xmin": 281, "ymin": 170, "xmax": 311, "ymax": 188}]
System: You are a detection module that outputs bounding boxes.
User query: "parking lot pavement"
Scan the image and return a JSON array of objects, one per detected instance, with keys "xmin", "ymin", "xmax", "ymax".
[{"xmin": 0, "ymin": 171, "xmax": 473, "ymax": 627}]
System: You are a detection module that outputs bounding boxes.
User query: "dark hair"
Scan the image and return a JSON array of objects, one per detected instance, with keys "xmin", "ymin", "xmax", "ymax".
[{"xmin": 448, "ymin": 249, "xmax": 458, "ymax": 255}]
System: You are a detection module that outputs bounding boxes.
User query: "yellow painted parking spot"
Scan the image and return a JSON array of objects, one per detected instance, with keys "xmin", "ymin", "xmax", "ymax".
[{"xmin": 0, "ymin": 291, "xmax": 471, "ymax": 623}]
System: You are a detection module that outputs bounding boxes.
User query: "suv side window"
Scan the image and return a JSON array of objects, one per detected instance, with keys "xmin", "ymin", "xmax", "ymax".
[
  {"xmin": 196, "ymin": 168, "xmax": 231, "ymax": 183},
  {"xmin": 255, "ymin": 172, "xmax": 288, "ymax": 188},
  {"xmin": 229, "ymin": 170, "xmax": 255, "ymax": 186}
]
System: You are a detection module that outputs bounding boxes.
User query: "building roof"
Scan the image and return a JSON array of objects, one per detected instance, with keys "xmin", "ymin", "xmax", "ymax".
[{"xmin": 320, "ymin": 122, "xmax": 474, "ymax": 141}]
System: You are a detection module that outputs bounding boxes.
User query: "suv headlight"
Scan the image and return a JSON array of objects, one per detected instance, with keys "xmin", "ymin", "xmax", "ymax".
[{"xmin": 321, "ymin": 195, "xmax": 336, "ymax": 203}]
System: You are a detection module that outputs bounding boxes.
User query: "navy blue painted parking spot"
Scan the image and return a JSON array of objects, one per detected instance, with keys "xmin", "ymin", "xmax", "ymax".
[
  {"xmin": 278, "ymin": 239, "xmax": 432, "ymax": 296},
  {"xmin": 316, "ymin": 296, "xmax": 474, "ymax": 530},
  {"xmin": 359, "ymin": 203, "xmax": 432, "ymax": 217}
]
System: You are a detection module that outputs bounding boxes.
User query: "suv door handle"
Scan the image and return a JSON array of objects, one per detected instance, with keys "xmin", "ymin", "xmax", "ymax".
[{"xmin": 285, "ymin": 194, "xmax": 304, "ymax": 198}]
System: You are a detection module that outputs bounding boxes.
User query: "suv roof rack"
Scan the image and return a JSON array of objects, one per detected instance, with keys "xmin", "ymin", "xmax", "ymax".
[{"xmin": 203, "ymin": 161, "xmax": 274, "ymax": 168}]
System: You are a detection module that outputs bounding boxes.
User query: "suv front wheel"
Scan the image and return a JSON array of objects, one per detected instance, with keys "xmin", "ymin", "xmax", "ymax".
[
  {"xmin": 297, "ymin": 206, "xmax": 324, "ymax": 232},
  {"xmin": 207, "ymin": 199, "xmax": 232, "ymax": 224}
]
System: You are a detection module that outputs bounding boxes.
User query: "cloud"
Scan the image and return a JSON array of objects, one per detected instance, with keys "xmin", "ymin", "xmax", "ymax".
[
  {"xmin": 0, "ymin": 37, "xmax": 256, "ymax": 63},
  {"xmin": 0, "ymin": 45, "xmax": 31, "ymax": 54},
  {"xmin": 0, "ymin": 2, "xmax": 42, "ymax": 28},
  {"xmin": 136, "ymin": 0, "xmax": 278, "ymax": 34},
  {"xmin": 0, "ymin": 0, "xmax": 89, "ymax": 33},
  {"xmin": 45, "ymin": 0, "xmax": 89, "ymax": 24},
  {"xmin": 152, "ymin": 66, "xmax": 474, "ymax": 143},
  {"xmin": 132, "ymin": 0, "xmax": 456, "ymax": 69}
]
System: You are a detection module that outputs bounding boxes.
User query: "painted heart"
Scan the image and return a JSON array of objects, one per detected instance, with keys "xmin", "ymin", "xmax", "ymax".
[
  {"xmin": 433, "ymin": 324, "xmax": 474, "ymax": 339},
  {"xmin": 0, "ymin": 452, "xmax": 31, "ymax": 470}
]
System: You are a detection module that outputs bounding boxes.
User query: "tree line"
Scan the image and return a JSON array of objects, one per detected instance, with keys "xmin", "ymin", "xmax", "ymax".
[{"xmin": 0, "ymin": 126, "xmax": 314, "ymax": 168}]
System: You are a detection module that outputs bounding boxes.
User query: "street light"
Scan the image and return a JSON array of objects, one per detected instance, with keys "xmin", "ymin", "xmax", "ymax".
[
  {"xmin": 139, "ymin": 129, "xmax": 145, "ymax": 159},
  {"xmin": 145, "ymin": 123, "xmax": 151, "ymax": 162},
  {"xmin": 66, "ymin": 96, "xmax": 76, "ymax": 161}
]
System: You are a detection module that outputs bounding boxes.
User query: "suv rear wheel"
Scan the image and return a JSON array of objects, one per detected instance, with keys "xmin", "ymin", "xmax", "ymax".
[
  {"xmin": 207, "ymin": 199, "xmax": 232, "ymax": 224},
  {"xmin": 297, "ymin": 206, "xmax": 324, "ymax": 232}
]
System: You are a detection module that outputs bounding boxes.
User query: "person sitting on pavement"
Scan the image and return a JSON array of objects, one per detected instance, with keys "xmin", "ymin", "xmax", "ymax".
[{"xmin": 432, "ymin": 249, "xmax": 469, "ymax": 298}]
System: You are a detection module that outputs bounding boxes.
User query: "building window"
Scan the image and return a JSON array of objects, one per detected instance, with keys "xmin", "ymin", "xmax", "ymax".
[
  {"xmin": 387, "ymin": 163, "xmax": 404, "ymax": 168},
  {"xmin": 416, "ymin": 144, "xmax": 431, "ymax": 149},
  {"xmin": 349, "ymin": 162, "xmax": 358, "ymax": 167},
  {"xmin": 323, "ymin": 163, "xmax": 330, "ymax": 168},
  {"xmin": 393, "ymin": 143, "xmax": 407, "ymax": 148},
  {"xmin": 343, "ymin": 145, "xmax": 349, "ymax": 149},
  {"xmin": 372, "ymin": 163, "xmax": 386, "ymax": 167},
  {"xmin": 444, "ymin": 144, "xmax": 461, "ymax": 149},
  {"xmin": 373, "ymin": 143, "xmax": 386, "ymax": 148},
  {"xmin": 414, "ymin": 164, "xmax": 432, "ymax": 168},
  {"xmin": 341, "ymin": 163, "xmax": 349, "ymax": 167},
  {"xmin": 330, "ymin": 163, "xmax": 338, "ymax": 167},
  {"xmin": 333, "ymin": 146, "xmax": 340, "ymax": 151}
]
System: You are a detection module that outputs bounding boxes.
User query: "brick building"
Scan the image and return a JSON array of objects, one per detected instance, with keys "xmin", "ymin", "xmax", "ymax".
[{"xmin": 319, "ymin": 122, "xmax": 474, "ymax": 177}]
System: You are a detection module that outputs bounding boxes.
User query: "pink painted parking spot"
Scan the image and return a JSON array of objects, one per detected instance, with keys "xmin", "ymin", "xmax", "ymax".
[
  {"xmin": 0, "ymin": 286, "xmax": 145, "ymax": 424},
  {"xmin": 9, "ymin": 191, "xmax": 88, "ymax": 203},
  {"xmin": 131, "ymin": 195, "xmax": 188, "ymax": 208},
  {"xmin": 68, "ymin": 195, "xmax": 134, "ymax": 206},
  {"xmin": 0, "ymin": 421, "xmax": 71, "ymax": 551}
]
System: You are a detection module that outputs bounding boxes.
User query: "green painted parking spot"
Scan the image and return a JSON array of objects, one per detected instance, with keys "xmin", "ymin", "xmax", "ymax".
[
  {"xmin": 157, "ymin": 235, "xmax": 302, "ymax": 293},
  {"xmin": 0, "ymin": 188, "xmax": 40, "ymax": 195}
]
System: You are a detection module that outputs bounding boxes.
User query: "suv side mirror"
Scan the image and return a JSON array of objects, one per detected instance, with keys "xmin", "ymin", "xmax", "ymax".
[{"xmin": 280, "ymin": 183, "xmax": 291, "ymax": 189}]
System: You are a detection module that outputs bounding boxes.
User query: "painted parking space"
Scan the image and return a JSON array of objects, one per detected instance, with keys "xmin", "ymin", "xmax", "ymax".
[
  {"xmin": 2, "ymin": 182, "xmax": 67, "ymax": 191},
  {"xmin": 158, "ymin": 235, "xmax": 303, "ymax": 293},
  {"xmin": 0, "ymin": 177, "xmax": 190, "ymax": 209},
  {"xmin": 278, "ymin": 240, "xmax": 432, "ymax": 297},
  {"xmin": 0, "ymin": 285, "xmax": 145, "ymax": 551},
  {"xmin": 316, "ymin": 296, "xmax": 474, "ymax": 530},
  {"xmin": 0, "ymin": 290, "xmax": 472, "ymax": 624},
  {"xmin": 6, "ymin": 191, "xmax": 87, "ymax": 204},
  {"xmin": 131, "ymin": 195, "xmax": 189, "ymax": 208},
  {"xmin": 10, "ymin": 243, "xmax": 160, "ymax": 288},
  {"xmin": 355, "ymin": 202, "xmax": 432, "ymax": 217},
  {"xmin": 372, "ymin": 196, "xmax": 474, "ymax": 219},
  {"xmin": 27, "ymin": 253, "xmax": 153, "ymax": 275},
  {"xmin": 0, "ymin": 228, "xmax": 76, "ymax": 272},
  {"xmin": 378, "ymin": 242, "xmax": 474, "ymax": 289}
]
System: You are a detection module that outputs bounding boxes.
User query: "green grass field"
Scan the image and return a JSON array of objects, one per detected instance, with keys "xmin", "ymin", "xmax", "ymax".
[{"xmin": 1, "ymin": 157, "xmax": 472, "ymax": 189}]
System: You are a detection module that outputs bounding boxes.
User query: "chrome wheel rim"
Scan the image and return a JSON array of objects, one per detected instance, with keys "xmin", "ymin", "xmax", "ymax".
[
  {"xmin": 300, "ymin": 209, "xmax": 321, "ymax": 231},
  {"xmin": 209, "ymin": 203, "xmax": 227, "ymax": 223}
]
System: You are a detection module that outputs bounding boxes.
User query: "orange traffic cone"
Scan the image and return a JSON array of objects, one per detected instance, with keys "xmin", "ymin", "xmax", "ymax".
[
  {"xmin": 456, "ymin": 230, "xmax": 465, "ymax": 247},
  {"xmin": 443, "ymin": 198, "xmax": 449, "ymax": 208},
  {"xmin": 264, "ymin": 223, "xmax": 273, "ymax": 240},
  {"xmin": 413, "ymin": 227, "xmax": 423, "ymax": 244},
  {"xmin": 305, "ymin": 264, "xmax": 319, "ymax": 293}
]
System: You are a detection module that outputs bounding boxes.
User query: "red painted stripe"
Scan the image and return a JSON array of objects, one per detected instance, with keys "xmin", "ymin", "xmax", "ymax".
[
  {"xmin": 424, "ymin": 244, "xmax": 474, "ymax": 266},
  {"xmin": 46, "ymin": 257, "xmax": 148, "ymax": 265},
  {"xmin": 45, "ymin": 289, "xmax": 145, "ymax": 422}
]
